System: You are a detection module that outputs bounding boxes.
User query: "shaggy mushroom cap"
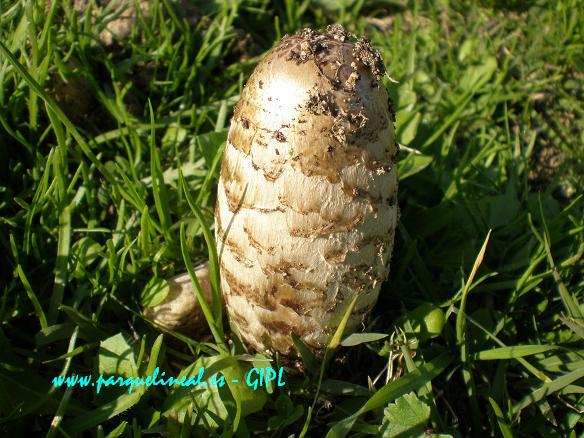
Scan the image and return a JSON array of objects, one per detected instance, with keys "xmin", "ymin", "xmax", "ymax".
[{"xmin": 216, "ymin": 25, "xmax": 398, "ymax": 363}]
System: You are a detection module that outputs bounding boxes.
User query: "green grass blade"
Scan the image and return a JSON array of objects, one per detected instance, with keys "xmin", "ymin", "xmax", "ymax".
[
  {"xmin": 474, "ymin": 345, "xmax": 558, "ymax": 361},
  {"xmin": 48, "ymin": 204, "xmax": 72, "ymax": 325},
  {"xmin": 179, "ymin": 222, "xmax": 225, "ymax": 348},
  {"xmin": 16, "ymin": 264, "xmax": 48, "ymax": 330},
  {"xmin": 179, "ymin": 169, "xmax": 222, "ymax": 329},
  {"xmin": 299, "ymin": 293, "xmax": 359, "ymax": 437},
  {"xmin": 328, "ymin": 294, "xmax": 359, "ymax": 350},
  {"xmin": 513, "ymin": 367, "xmax": 584, "ymax": 415},
  {"xmin": 0, "ymin": 40, "xmax": 119, "ymax": 191},
  {"xmin": 148, "ymin": 101, "xmax": 172, "ymax": 238},
  {"xmin": 489, "ymin": 397, "xmax": 513, "ymax": 438},
  {"xmin": 455, "ymin": 229, "xmax": 492, "ymax": 431}
]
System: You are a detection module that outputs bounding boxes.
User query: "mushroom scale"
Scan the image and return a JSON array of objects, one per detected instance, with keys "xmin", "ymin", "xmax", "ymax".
[{"xmin": 215, "ymin": 25, "xmax": 399, "ymax": 362}]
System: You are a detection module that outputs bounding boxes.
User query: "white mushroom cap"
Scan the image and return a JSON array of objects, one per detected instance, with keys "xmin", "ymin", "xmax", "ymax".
[{"xmin": 215, "ymin": 25, "xmax": 398, "ymax": 360}]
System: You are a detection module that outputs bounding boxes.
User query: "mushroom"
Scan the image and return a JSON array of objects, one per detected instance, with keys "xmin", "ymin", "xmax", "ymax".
[
  {"xmin": 44, "ymin": 0, "xmax": 150, "ymax": 46},
  {"xmin": 143, "ymin": 262, "xmax": 213, "ymax": 336},
  {"xmin": 215, "ymin": 25, "xmax": 399, "ymax": 361}
]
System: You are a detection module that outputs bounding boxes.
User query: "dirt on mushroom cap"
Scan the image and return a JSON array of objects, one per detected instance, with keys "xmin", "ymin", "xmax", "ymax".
[{"xmin": 215, "ymin": 25, "xmax": 399, "ymax": 364}]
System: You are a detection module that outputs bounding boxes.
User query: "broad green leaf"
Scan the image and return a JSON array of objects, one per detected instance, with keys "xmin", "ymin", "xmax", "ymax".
[
  {"xmin": 479, "ymin": 195, "xmax": 520, "ymax": 230},
  {"xmin": 221, "ymin": 357, "xmax": 268, "ymax": 419},
  {"xmin": 459, "ymin": 57, "xmax": 497, "ymax": 91},
  {"xmin": 163, "ymin": 355, "xmax": 267, "ymax": 430},
  {"xmin": 140, "ymin": 276, "xmax": 170, "ymax": 308},
  {"xmin": 326, "ymin": 352, "xmax": 453, "ymax": 438},
  {"xmin": 397, "ymin": 151, "xmax": 433, "ymax": 180},
  {"xmin": 99, "ymin": 333, "xmax": 137, "ymax": 378},
  {"xmin": 267, "ymin": 394, "xmax": 304, "ymax": 430},
  {"xmin": 379, "ymin": 392, "xmax": 430, "ymax": 438},
  {"xmin": 396, "ymin": 110, "xmax": 421, "ymax": 146},
  {"xmin": 396, "ymin": 86, "xmax": 417, "ymax": 111},
  {"xmin": 65, "ymin": 335, "xmax": 162, "ymax": 434},
  {"xmin": 162, "ymin": 356, "xmax": 229, "ymax": 429},
  {"xmin": 457, "ymin": 38, "xmax": 475, "ymax": 62}
]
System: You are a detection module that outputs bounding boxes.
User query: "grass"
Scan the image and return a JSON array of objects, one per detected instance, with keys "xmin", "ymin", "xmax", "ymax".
[{"xmin": 0, "ymin": 0, "xmax": 583, "ymax": 436}]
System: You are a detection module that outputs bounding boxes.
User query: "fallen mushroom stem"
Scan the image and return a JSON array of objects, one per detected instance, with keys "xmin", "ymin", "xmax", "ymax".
[{"xmin": 143, "ymin": 262, "xmax": 214, "ymax": 336}]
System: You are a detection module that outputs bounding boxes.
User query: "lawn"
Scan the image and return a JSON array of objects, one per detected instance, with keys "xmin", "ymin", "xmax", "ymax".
[{"xmin": 0, "ymin": 0, "xmax": 582, "ymax": 436}]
